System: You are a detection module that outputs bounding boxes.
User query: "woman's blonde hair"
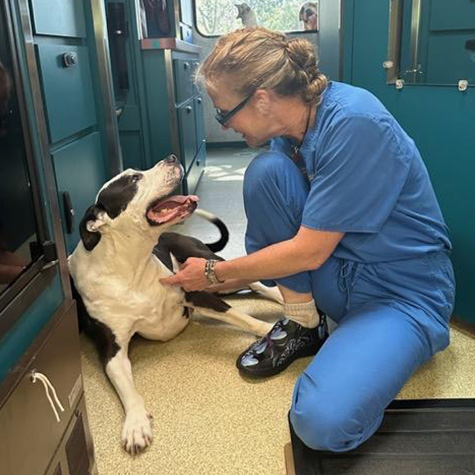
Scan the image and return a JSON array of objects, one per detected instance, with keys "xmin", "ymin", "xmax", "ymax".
[{"xmin": 196, "ymin": 27, "xmax": 327, "ymax": 105}]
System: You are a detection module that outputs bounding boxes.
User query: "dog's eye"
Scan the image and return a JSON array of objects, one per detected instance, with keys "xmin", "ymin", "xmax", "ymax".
[{"xmin": 131, "ymin": 174, "xmax": 142, "ymax": 183}]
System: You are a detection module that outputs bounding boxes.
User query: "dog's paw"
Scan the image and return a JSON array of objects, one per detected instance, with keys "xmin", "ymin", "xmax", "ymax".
[{"xmin": 121, "ymin": 409, "xmax": 154, "ymax": 455}]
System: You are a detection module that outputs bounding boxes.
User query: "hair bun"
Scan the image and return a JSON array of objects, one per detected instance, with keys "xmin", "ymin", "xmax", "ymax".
[{"xmin": 198, "ymin": 26, "xmax": 327, "ymax": 105}]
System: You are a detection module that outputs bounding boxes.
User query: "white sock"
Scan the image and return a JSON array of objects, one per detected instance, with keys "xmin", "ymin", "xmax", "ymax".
[{"xmin": 283, "ymin": 299, "xmax": 320, "ymax": 328}]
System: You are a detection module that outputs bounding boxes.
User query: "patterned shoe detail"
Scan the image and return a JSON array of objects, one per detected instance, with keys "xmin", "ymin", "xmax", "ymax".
[
  {"xmin": 254, "ymin": 340, "xmax": 268, "ymax": 355},
  {"xmin": 270, "ymin": 326, "xmax": 287, "ymax": 341},
  {"xmin": 240, "ymin": 354, "xmax": 259, "ymax": 367},
  {"xmin": 236, "ymin": 315, "xmax": 329, "ymax": 377}
]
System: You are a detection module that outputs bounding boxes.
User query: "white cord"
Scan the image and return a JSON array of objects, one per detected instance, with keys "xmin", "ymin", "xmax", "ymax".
[{"xmin": 31, "ymin": 371, "xmax": 65, "ymax": 423}]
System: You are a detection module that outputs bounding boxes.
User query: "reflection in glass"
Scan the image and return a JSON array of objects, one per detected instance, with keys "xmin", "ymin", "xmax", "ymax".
[
  {"xmin": 0, "ymin": 33, "xmax": 38, "ymax": 292},
  {"xmin": 388, "ymin": 0, "xmax": 475, "ymax": 86}
]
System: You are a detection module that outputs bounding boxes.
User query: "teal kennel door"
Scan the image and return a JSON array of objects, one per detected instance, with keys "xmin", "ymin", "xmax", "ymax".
[{"xmin": 342, "ymin": 0, "xmax": 475, "ymax": 323}]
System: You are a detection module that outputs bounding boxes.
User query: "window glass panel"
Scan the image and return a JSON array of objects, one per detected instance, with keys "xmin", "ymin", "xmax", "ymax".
[
  {"xmin": 195, "ymin": 0, "xmax": 319, "ymax": 36},
  {"xmin": 0, "ymin": 21, "xmax": 39, "ymax": 293}
]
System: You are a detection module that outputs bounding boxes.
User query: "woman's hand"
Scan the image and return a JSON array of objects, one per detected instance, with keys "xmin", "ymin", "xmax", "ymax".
[{"xmin": 160, "ymin": 257, "xmax": 211, "ymax": 291}]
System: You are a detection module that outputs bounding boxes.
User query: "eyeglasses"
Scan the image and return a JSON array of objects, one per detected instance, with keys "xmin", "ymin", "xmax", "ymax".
[{"xmin": 215, "ymin": 94, "xmax": 253, "ymax": 126}]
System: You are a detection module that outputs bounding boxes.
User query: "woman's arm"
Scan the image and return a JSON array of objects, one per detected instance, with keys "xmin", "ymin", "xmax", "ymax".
[
  {"xmin": 216, "ymin": 226, "xmax": 343, "ymax": 281},
  {"xmin": 160, "ymin": 226, "xmax": 344, "ymax": 291}
]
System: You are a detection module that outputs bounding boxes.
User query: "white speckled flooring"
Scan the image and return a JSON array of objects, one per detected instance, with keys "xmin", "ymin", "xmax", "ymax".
[{"xmin": 81, "ymin": 148, "xmax": 475, "ymax": 475}]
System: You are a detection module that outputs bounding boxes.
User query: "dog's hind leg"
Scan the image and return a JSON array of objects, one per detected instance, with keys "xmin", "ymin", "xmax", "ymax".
[
  {"xmin": 192, "ymin": 306, "xmax": 273, "ymax": 336},
  {"xmin": 105, "ymin": 343, "xmax": 153, "ymax": 455}
]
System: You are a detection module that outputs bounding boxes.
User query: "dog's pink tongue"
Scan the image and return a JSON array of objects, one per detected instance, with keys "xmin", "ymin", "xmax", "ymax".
[{"xmin": 151, "ymin": 195, "xmax": 199, "ymax": 223}]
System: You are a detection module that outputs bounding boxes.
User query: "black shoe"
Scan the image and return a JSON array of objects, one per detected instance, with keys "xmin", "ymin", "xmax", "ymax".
[{"xmin": 236, "ymin": 315, "xmax": 329, "ymax": 378}]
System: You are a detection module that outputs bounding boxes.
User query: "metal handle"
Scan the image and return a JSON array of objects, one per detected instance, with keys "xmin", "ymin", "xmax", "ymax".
[
  {"xmin": 197, "ymin": 97, "xmax": 202, "ymax": 104},
  {"xmin": 62, "ymin": 52, "xmax": 78, "ymax": 68},
  {"xmin": 184, "ymin": 62, "xmax": 190, "ymax": 70},
  {"xmin": 186, "ymin": 106, "xmax": 193, "ymax": 113}
]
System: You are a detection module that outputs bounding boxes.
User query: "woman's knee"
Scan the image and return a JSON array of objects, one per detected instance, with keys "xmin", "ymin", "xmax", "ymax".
[
  {"xmin": 245, "ymin": 151, "xmax": 290, "ymax": 185},
  {"xmin": 244, "ymin": 151, "xmax": 307, "ymax": 202},
  {"xmin": 290, "ymin": 373, "xmax": 380, "ymax": 452}
]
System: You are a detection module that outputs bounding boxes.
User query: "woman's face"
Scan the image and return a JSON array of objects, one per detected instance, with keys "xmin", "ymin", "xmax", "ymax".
[{"xmin": 207, "ymin": 80, "xmax": 279, "ymax": 147}]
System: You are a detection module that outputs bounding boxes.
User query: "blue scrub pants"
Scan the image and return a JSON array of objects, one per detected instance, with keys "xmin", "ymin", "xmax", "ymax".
[{"xmin": 243, "ymin": 152, "xmax": 455, "ymax": 452}]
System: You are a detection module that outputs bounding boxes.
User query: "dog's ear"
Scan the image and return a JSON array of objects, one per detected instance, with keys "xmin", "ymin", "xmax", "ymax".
[
  {"xmin": 299, "ymin": 6, "xmax": 305, "ymax": 21},
  {"xmin": 79, "ymin": 204, "xmax": 108, "ymax": 251}
]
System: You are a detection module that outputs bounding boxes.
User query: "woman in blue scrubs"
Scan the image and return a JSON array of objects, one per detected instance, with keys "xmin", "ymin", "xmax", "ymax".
[{"xmin": 161, "ymin": 27, "xmax": 455, "ymax": 452}]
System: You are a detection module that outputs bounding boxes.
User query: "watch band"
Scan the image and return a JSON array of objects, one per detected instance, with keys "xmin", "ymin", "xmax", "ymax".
[{"xmin": 204, "ymin": 259, "xmax": 224, "ymax": 285}]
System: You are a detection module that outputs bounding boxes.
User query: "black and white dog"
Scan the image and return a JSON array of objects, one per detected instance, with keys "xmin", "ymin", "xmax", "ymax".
[{"xmin": 69, "ymin": 155, "xmax": 278, "ymax": 454}]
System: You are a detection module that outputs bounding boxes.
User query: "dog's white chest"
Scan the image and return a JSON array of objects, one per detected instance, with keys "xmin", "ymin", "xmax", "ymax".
[
  {"xmin": 70, "ymin": 247, "xmax": 189, "ymax": 341},
  {"xmin": 132, "ymin": 286, "xmax": 188, "ymax": 340}
]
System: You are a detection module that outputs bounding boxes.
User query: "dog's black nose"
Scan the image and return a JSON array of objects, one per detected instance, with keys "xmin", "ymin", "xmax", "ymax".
[{"xmin": 164, "ymin": 154, "xmax": 179, "ymax": 164}]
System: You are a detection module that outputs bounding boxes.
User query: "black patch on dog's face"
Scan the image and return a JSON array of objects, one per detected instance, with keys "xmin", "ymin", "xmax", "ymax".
[{"xmin": 97, "ymin": 172, "xmax": 143, "ymax": 219}]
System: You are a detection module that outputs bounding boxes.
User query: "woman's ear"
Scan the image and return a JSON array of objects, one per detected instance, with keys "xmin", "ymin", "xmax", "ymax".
[{"xmin": 254, "ymin": 89, "xmax": 271, "ymax": 115}]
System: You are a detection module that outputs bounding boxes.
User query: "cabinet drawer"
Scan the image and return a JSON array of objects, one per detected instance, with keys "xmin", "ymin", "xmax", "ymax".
[
  {"xmin": 0, "ymin": 304, "xmax": 83, "ymax": 475},
  {"xmin": 52, "ymin": 132, "xmax": 107, "ymax": 254},
  {"xmin": 31, "ymin": 0, "xmax": 86, "ymax": 38},
  {"xmin": 177, "ymin": 102, "xmax": 197, "ymax": 172},
  {"xmin": 173, "ymin": 58, "xmax": 199, "ymax": 104},
  {"xmin": 36, "ymin": 44, "xmax": 97, "ymax": 143}
]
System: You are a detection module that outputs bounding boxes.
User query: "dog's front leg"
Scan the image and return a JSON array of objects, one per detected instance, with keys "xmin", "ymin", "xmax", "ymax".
[
  {"xmin": 195, "ymin": 307, "xmax": 273, "ymax": 336},
  {"xmin": 105, "ymin": 346, "xmax": 153, "ymax": 454}
]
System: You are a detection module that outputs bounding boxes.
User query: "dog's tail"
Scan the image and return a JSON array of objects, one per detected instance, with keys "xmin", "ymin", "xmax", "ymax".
[{"xmin": 194, "ymin": 208, "xmax": 229, "ymax": 253}]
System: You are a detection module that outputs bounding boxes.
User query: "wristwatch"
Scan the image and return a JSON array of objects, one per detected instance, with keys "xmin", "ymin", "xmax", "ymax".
[{"xmin": 204, "ymin": 259, "xmax": 224, "ymax": 285}]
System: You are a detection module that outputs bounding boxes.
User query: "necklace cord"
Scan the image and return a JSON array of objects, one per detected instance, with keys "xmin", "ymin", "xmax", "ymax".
[{"xmin": 291, "ymin": 105, "xmax": 312, "ymax": 161}]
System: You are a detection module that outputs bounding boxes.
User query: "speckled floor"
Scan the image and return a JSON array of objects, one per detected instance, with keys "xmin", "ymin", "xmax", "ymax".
[{"xmin": 80, "ymin": 148, "xmax": 475, "ymax": 475}]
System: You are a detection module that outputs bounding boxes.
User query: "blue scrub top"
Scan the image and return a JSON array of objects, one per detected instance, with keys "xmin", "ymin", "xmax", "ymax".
[{"xmin": 271, "ymin": 81, "xmax": 451, "ymax": 263}]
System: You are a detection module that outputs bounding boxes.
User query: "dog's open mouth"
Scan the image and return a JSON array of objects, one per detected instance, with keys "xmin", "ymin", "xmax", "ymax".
[{"xmin": 146, "ymin": 195, "xmax": 199, "ymax": 225}]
